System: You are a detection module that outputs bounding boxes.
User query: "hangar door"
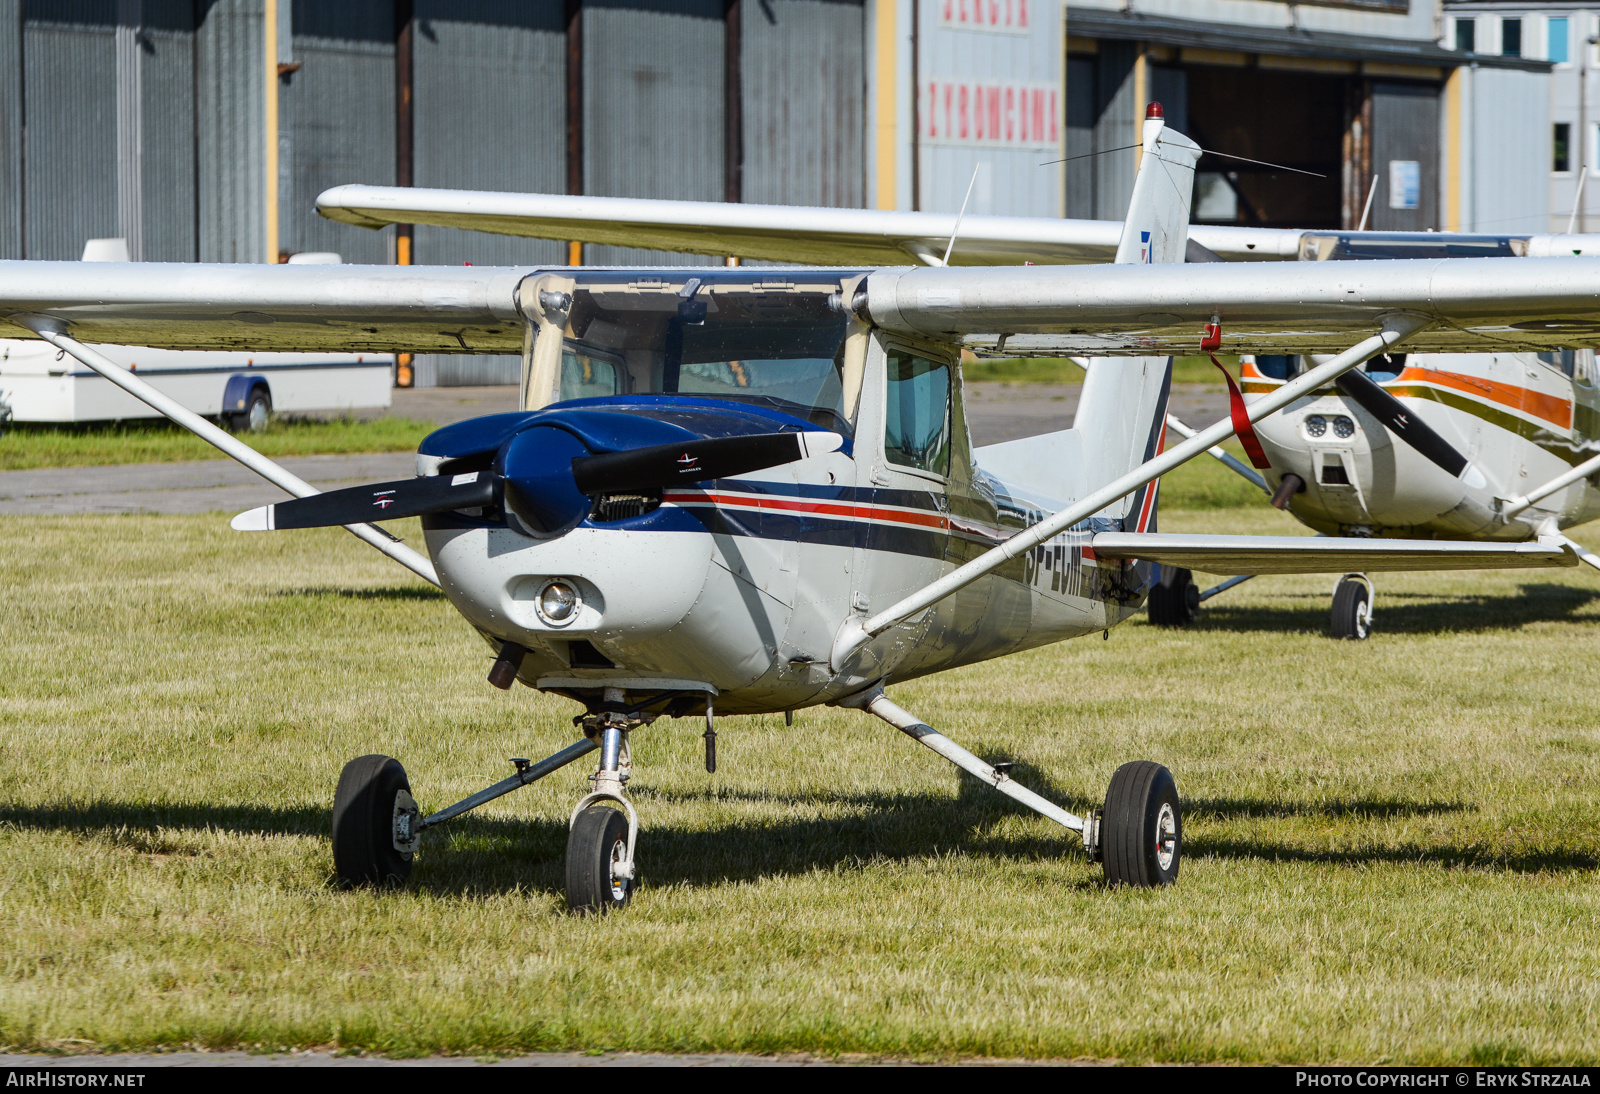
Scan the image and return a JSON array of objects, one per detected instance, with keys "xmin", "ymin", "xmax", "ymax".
[
  {"xmin": 740, "ymin": 0, "xmax": 864, "ymax": 210},
  {"xmin": 279, "ymin": 0, "xmax": 396, "ymax": 264},
  {"xmin": 412, "ymin": 0, "xmax": 566, "ymax": 267},
  {"xmin": 1369, "ymin": 81, "xmax": 1440, "ymax": 232},
  {"xmin": 584, "ymin": 0, "xmax": 725, "ymax": 266}
]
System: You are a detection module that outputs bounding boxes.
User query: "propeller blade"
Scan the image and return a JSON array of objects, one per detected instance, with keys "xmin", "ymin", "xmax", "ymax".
[
  {"xmin": 571, "ymin": 431, "xmax": 843, "ymax": 495},
  {"xmin": 232, "ymin": 471, "xmax": 499, "ymax": 531},
  {"xmin": 1334, "ymin": 369, "xmax": 1485, "ymax": 485}
]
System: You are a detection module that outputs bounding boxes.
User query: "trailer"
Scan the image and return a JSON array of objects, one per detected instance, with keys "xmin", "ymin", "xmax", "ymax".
[{"xmin": 0, "ymin": 339, "xmax": 393, "ymax": 431}]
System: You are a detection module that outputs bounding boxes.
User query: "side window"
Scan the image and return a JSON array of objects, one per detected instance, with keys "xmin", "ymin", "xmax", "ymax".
[
  {"xmin": 884, "ymin": 351, "xmax": 952, "ymax": 476},
  {"xmin": 1536, "ymin": 350, "xmax": 1578, "ymax": 377},
  {"xmin": 560, "ymin": 350, "xmax": 618, "ymax": 400}
]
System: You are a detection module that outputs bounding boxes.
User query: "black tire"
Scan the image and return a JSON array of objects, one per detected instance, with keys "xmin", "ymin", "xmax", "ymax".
[
  {"xmin": 566, "ymin": 805, "xmax": 632, "ymax": 914},
  {"xmin": 1330, "ymin": 577, "xmax": 1372, "ymax": 640},
  {"xmin": 1101, "ymin": 761, "xmax": 1181, "ymax": 888},
  {"xmin": 332, "ymin": 754, "xmax": 415, "ymax": 888},
  {"xmin": 229, "ymin": 387, "xmax": 271, "ymax": 433},
  {"xmin": 1147, "ymin": 566, "xmax": 1198, "ymax": 627}
]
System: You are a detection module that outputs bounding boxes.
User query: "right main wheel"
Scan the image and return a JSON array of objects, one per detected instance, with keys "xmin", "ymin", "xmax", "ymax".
[
  {"xmin": 1331, "ymin": 577, "xmax": 1372, "ymax": 640},
  {"xmin": 1147, "ymin": 566, "xmax": 1198, "ymax": 627},
  {"xmin": 332, "ymin": 754, "xmax": 416, "ymax": 888},
  {"xmin": 566, "ymin": 805, "xmax": 632, "ymax": 914},
  {"xmin": 1101, "ymin": 760, "xmax": 1181, "ymax": 888}
]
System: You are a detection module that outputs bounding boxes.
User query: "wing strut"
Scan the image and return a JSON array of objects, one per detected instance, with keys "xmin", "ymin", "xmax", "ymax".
[
  {"xmin": 13, "ymin": 315, "xmax": 440, "ymax": 587},
  {"xmin": 830, "ymin": 315, "xmax": 1431, "ymax": 670},
  {"xmin": 1500, "ymin": 452, "xmax": 1600, "ymax": 573}
]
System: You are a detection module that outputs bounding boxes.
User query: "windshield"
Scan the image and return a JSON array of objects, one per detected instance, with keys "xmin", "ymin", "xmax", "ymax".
[{"xmin": 547, "ymin": 272, "xmax": 860, "ymax": 434}]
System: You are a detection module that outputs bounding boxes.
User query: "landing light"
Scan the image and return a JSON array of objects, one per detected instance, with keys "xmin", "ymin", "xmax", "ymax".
[
  {"xmin": 1332, "ymin": 416, "xmax": 1356, "ymax": 439},
  {"xmin": 536, "ymin": 580, "xmax": 582, "ymax": 626},
  {"xmin": 1305, "ymin": 415, "xmax": 1327, "ymax": 438}
]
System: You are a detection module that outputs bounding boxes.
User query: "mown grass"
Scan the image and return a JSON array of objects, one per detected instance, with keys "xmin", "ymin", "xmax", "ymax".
[
  {"xmin": 2, "ymin": 508, "xmax": 1599, "ymax": 1062},
  {"xmin": 966, "ymin": 356, "xmax": 1228, "ymax": 386},
  {"xmin": 0, "ymin": 416, "xmax": 434, "ymax": 471}
]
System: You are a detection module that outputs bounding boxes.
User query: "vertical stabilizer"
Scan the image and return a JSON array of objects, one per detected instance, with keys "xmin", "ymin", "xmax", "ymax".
[
  {"xmin": 1112, "ymin": 103, "xmax": 1204, "ymax": 266},
  {"xmin": 1077, "ymin": 104, "xmax": 1201, "ymax": 524}
]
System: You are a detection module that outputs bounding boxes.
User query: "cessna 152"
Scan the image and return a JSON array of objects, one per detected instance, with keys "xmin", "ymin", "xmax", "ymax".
[
  {"xmin": 315, "ymin": 110, "xmax": 1600, "ymax": 645},
  {"xmin": 4, "ymin": 110, "xmax": 1599, "ymax": 911}
]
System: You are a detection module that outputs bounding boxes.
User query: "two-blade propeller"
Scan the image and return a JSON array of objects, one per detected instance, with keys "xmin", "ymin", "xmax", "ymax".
[
  {"xmin": 1333, "ymin": 365, "xmax": 1487, "ymax": 489},
  {"xmin": 232, "ymin": 429, "xmax": 843, "ymax": 532}
]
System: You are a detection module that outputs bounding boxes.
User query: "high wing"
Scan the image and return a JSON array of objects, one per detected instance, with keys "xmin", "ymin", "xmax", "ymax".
[
  {"xmin": 314, "ymin": 185, "xmax": 1600, "ymax": 270},
  {"xmin": 0, "ymin": 261, "xmax": 527, "ymax": 352},
  {"xmin": 8, "ymin": 255, "xmax": 1600, "ymax": 355},
  {"xmin": 314, "ymin": 184, "xmax": 1302, "ymax": 267},
  {"xmin": 862, "ymin": 257, "xmax": 1600, "ymax": 355},
  {"xmin": 1090, "ymin": 534, "xmax": 1576, "ymax": 574}
]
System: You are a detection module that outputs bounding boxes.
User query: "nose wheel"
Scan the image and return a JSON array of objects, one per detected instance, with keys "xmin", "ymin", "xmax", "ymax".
[
  {"xmin": 1331, "ymin": 574, "xmax": 1373, "ymax": 640},
  {"xmin": 567, "ymin": 805, "xmax": 634, "ymax": 912}
]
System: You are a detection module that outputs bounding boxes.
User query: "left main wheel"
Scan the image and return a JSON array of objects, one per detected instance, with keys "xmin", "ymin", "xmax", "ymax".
[
  {"xmin": 566, "ymin": 806, "xmax": 632, "ymax": 914},
  {"xmin": 332, "ymin": 754, "xmax": 416, "ymax": 888}
]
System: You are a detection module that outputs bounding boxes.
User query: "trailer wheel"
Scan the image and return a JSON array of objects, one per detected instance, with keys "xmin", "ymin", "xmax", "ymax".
[{"xmin": 230, "ymin": 387, "xmax": 271, "ymax": 433}]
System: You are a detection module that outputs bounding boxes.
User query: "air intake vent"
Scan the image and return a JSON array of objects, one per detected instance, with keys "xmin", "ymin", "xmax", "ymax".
[
  {"xmin": 567, "ymin": 640, "xmax": 615, "ymax": 669},
  {"xmin": 593, "ymin": 492, "xmax": 662, "ymax": 522}
]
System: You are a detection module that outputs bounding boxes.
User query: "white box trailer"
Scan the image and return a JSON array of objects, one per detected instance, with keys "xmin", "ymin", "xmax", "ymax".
[
  {"xmin": 0, "ymin": 339, "xmax": 394, "ymax": 429},
  {"xmin": 0, "ymin": 242, "xmax": 394, "ymax": 429}
]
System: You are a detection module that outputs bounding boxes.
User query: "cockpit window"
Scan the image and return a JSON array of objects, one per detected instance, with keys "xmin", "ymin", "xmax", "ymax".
[{"xmin": 548, "ymin": 272, "xmax": 860, "ymax": 434}]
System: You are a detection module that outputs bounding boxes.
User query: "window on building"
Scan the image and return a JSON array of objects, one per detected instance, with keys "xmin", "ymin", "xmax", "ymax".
[
  {"xmin": 1550, "ymin": 17, "xmax": 1570, "ymax": 63},
  {"xmin": 1503, "ymin": 18, "xmax": 1523, "ymax": 56},
  {"xmin": 1455, "ymin": 17, "xmax": 1476, "ymax": 52},
  {"xmin": 1556, "ymin": 123, "xmax": 1572, "ymax": 173}
]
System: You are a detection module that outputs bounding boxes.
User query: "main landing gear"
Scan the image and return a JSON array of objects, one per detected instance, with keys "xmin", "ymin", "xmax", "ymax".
[
  {"xmin": 330, "ymin": 687, "xmax": 651, "ymax": 912},
  {"xmin": 844, "ymin": 687, "xmax": 1182, "ymax": 887},
  {"xmin": 1148, "ymin": 565, "xmax": 1375, "ymax": 642}
]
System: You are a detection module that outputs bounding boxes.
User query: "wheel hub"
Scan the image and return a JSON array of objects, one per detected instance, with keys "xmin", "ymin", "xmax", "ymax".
[{"xmin": 1155, "ymin": 801, "xmax": 1177, "ymax": 871}]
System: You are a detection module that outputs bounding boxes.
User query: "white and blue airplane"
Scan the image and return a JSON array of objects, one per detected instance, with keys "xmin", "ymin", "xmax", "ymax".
[{"xmin": 1, "ymin": 110, "xmax": 1593, "ymax": 911}]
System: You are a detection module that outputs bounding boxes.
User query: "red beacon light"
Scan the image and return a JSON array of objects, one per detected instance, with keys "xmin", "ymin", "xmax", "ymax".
[{"xmin": 1146, "ymin": 101, "xmax": 1164, "ymax": 119}]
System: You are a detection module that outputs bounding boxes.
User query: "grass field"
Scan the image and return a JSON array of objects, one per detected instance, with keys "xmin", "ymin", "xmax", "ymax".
[
  {"xmin": 2, "ymin": 501, "xmax": 1599, "ymax": 1063},
  {"xmin": 0, "ymin": 416, "xmax": 434, "ymax": 471}
]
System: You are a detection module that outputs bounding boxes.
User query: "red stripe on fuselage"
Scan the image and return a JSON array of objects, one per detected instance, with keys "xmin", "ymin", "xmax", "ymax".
[{"xmin": 663, "ymin": 489, "xmax": 951, "ymax": 532}]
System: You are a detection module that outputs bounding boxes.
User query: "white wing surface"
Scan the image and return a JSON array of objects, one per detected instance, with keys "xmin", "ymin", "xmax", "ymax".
[
  {"xmin": 1091, "ymin": 534, "xmax": 1577, "ymax": 574},
  {"xmin": 5, "ymin": 255, "xmax": 1600, "ymax": 355},
  {"xmin": 863, "ymin": 257, "xmax": 1600, "ymax": 354},
  {"xmin": 315, "ymin": 184, "xmax": 1303, "ymax": 267},
  {"xmin": 0, "ymin": 260, "xmax": 527, "ymax": 352}
]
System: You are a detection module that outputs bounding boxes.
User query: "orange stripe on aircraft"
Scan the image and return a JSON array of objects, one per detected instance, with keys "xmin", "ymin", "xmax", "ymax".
[{"xmin": 1237, "ymin": 360, "xmax": 1572, "ymax": 430}]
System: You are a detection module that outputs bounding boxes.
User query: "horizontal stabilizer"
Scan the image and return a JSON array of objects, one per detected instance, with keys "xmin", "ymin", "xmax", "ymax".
[{"xmin": 1091, "ymin": 533, "xmax": 1576, "ymax": 575}]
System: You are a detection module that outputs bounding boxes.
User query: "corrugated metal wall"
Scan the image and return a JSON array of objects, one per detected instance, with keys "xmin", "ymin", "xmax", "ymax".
[
  {"xmin": 741, "ymin": 0, "xmax": 864, "ymax": 209},
  {"xmin": 141, "ymin": 0, "xmax": 196, "ymax": 261},
  {"xmin": 281, "ymin": 0, "xmax": 394, "ymax": 262},
  {"xmin": 583, "ymin": 0, "xmax": 723, "ymax": 266},
  {"xmin": 1063, "ymin": 54, "xmax": 1094, "ymax": 220},
  {"xmin": 411, "ymin": 0, "xmax": 564, "ymax": 385},
  {"xmin": 23, "ymin": 0, "xmax": 118, "ymax": 260},
  {"xmin": 196, "ymin": 0, "xmax": 266, "ymax": 263},
  {"xmin": 1092, "ymin": 41, "xmax": 1135, "ymax": 222},
  {"xmin": 1370, "ymin": 81, "xmax": 1439, "ymax": 231},
  {"xmin": 0, "ymin": 0, "xmax": 21, "ymax": 258},
  {"xmin": 413, "ymin": 0, "xmax": 566, "ymax": 267}
]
